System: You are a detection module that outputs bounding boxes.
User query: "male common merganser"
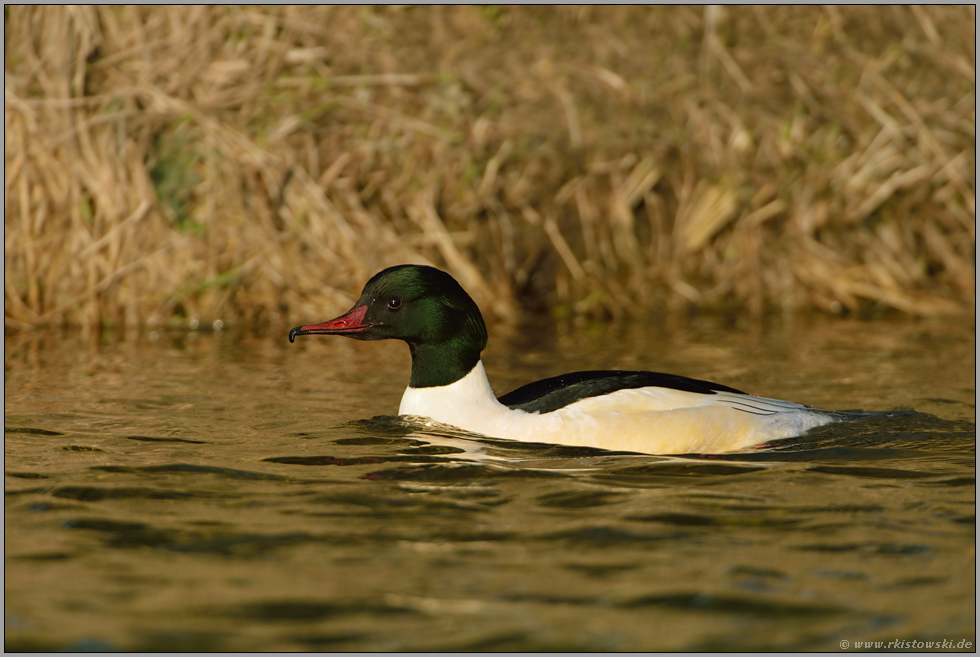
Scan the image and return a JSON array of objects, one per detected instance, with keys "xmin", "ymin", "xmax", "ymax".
[{"xmin": 289, "ymin": 265, "xmax": 835, "ymax": 454}]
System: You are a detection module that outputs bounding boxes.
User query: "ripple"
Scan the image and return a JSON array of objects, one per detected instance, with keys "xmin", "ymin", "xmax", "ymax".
[
  {"xmin": 53, "ymin": 486, "xmax": 202, "ymax": 501},
  {"xmin": 5, "ymin": 427, "xmax": 65, "ymax": 436},
  {"xmin": 628, "ymin": 512, "xmax": 800, "ymax": 528},
  {"xmin": 126, "ymin": 435, "xmax": 207, "ymax": 444},
  {"xmin": 806, "ymin": 465, "xmax": 939, "ymax": 479},
  {"xmin": 610, "ymin": 462, "xmax": 767, "ymax": 477},
  {"xmin": 63, "ymin": 517, "xmax": 318, "ymax": 554},
  {"xmin": 5, "ymin": 471, "xmax": 51, "ymax": 479},
  {"xmin": 92, "ymin": 464, "xmax": 291, "ymax": 480},
  {"xmin": 535, "ymin": 490, "xmax": 627, "ymax": 508},
  {"xmin": 619, "ymin": 592, "xmax": 847, "ymax": 617},
  {"xmin": 228, "ymin": 599, "xmax": 420, "ymax": 621}
]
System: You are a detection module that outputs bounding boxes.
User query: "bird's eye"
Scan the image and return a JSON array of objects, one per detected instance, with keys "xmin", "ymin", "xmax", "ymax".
[{"xmin": 387, "ymin": 296, "xmax": 402, "ymax": 310}]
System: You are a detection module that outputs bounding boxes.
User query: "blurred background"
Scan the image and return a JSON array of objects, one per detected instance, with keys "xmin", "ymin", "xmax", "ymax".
[{"xmin": 4, "ymin": 6, "xmax": 975, "ymax": 334}]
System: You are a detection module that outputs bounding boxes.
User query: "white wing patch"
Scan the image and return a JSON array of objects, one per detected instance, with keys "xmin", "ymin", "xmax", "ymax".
[
  {"xmin": 704, "ymin": 391, "xmax": 811, "ymax": 415},
  {"xmin": 556, "ymin": 386, "xmax": 811, "ymax": 416}
]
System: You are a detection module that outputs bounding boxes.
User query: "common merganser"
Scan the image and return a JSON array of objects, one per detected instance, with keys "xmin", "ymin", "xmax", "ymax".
[{"xmin": 289, "ymin": 265, "xmax": 835, "ymax": 454}]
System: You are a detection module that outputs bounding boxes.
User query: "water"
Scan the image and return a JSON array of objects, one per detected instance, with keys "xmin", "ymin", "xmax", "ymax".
[{"xmin": 4, "ymin": 316, "xmax": 975, "ymax": 651}]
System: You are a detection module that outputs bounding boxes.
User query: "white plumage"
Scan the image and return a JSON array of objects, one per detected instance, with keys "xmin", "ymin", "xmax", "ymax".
[{"xmin": 400, "ymin": 361, "xmax": 835, "ymax": 454}]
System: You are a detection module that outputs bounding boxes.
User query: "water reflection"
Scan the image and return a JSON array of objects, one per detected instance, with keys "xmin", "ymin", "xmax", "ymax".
[{"xmin": 4, "ymin": 316, "xmax": 975, "ymax": 651}]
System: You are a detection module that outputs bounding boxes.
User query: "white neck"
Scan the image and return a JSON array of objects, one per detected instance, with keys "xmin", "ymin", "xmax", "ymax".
[{"xmin": 398, "ymin": 361, "xmax": 520, "ymax": 434}]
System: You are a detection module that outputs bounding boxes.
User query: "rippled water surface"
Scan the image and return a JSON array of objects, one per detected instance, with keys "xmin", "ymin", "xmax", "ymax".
[{"xmin": 5, "ymin": 316, "xmax": 975, "ymax": 651}]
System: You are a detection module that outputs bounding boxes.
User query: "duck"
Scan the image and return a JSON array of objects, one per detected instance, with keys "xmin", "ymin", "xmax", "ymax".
[{"xmin": 289, "ymin": 264, "xmax": 836, "ymax": 454}]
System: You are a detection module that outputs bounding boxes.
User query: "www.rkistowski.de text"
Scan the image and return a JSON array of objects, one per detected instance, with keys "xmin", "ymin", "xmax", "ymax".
[{"xmin": 841, "ymin": 639, "xmax": 972, "ymax": 650}]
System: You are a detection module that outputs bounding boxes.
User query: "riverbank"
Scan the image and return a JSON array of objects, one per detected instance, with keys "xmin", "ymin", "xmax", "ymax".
[{"xmin": 4, "ymin": 6, "xmax": 974, "ymax": 332}]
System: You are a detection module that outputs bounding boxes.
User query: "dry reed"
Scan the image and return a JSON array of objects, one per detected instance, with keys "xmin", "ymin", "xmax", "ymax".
[{"xmin": 4, "ymin": 6, "xmax": 975, "ymax": 333}]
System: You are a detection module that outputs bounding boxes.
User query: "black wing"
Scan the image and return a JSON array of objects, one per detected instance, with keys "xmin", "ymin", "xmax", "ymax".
[{"xmin": 497, "ymin": 370, "xmax": 747, "ymax": 414}]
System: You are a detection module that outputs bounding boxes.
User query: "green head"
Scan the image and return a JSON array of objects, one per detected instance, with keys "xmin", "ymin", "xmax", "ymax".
[{"xmin": 289, "ymin": 265, "xmax": 488, "ymax": 388}]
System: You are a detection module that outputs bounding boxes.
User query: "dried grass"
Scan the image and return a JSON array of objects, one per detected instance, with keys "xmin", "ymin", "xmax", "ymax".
[{"xmin": 4, "ymin": 6, "xmax": 975, "ymax": 332}]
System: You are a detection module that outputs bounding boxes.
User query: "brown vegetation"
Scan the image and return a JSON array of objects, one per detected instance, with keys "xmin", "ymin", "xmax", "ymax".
[{"xmin": 4, "ymin": 6, "xmax": 975, "ymax": 332}]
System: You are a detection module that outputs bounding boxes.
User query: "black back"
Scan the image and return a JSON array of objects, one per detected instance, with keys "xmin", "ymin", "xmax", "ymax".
[{"xmin": 497, "ymin": 370, "xmax": 747, "ymax": 414}]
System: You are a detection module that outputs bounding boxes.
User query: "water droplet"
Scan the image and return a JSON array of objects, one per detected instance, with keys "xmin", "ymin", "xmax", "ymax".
[
  {"xmin": 189, "ymin": 318, "xmax": 200, "ymax": 330},
  {"xmin": 213, "ymin": 319, "xmax": 224, "ymax": 331}
]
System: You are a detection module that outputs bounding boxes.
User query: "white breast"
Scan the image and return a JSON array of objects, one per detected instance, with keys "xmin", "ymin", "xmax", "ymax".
[{"xmin": 398, "ymin": 361, "xmax": 834, "ymax": 454}]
